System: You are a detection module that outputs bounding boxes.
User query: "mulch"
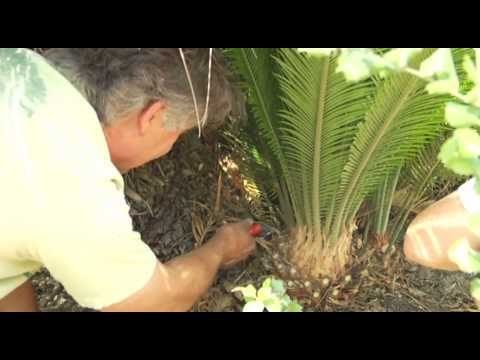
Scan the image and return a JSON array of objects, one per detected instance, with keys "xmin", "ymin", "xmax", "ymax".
[{"xmin": 30, "ymin": 132, "xmax": 478, "ymax": 312}]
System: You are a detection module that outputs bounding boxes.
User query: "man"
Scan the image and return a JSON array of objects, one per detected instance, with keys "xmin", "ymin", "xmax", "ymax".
[
  {"xmin": 0, "ymin": 48, "xmax": 256, "ymax": 312},
  {"xmin": 404, "ymin": 178, "xmax": 480, "ymax": 271}
]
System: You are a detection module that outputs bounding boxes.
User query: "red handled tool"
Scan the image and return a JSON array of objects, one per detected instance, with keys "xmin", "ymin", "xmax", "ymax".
[{"xmin": 249, "ymin": 223, "xmax": 273, "ymax": 240}]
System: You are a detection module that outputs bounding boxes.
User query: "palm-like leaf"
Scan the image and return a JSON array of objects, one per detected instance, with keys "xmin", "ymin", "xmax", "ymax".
[
  {"xmin": 364, "ymin": 48, "xmax": 473, "ymax": 244},
  {"xmin": 328, "ymin": 49, "xmax": 454, "ymax": 241},
  {"xmin": 368, "ymin": 167, "xmax": 401, "ymax": 237},
  {"xmin": 388, "ymin": 140, "xmax": 444, "ymax": 244},
  {"xmin": 225, "ymin": 48, "xmax": 300, "ymax": 226},
  {"xmin": 274, "ymin": 49, "xmax": 374, "ymax": 238}
]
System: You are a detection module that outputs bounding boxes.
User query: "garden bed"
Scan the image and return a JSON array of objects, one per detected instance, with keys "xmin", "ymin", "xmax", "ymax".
[{"xmin": 31, "ymin": 134, "xmax": 478, "ymax": 312}]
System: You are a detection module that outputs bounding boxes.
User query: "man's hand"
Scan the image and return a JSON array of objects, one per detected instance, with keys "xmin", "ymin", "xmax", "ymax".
[
  {"xmin": 212, "ymin": 219, "xmax": 257, "ymax": 268},
  {"xmin": 102, "ymin": 219, "xmax": 257, "ymax": 312}
]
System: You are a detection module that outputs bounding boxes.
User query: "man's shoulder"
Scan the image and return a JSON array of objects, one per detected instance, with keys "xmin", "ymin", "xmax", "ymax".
[
  {"xmin": 0, "ymin": 48, "xmax": 121, "ymax": 193},
  {"xmin": 1, "ymin": 48, "xmax": 94, "ymax": 114}
]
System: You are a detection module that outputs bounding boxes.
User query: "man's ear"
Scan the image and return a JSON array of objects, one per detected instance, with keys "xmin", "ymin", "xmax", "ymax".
[{"xmin": 137, "ymin": 101, "xmax": 167, "ymax": 135}]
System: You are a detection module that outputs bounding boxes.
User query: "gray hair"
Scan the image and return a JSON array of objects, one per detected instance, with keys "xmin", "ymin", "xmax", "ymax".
[{"xmin": 43, "ymin": 48, "xmax": 236, "ymax": 131}]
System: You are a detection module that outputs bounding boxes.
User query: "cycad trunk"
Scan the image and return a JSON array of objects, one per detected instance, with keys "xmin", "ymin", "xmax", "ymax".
[{"xmin": 288, "ymin": 225, "xmax": 356, "ymax": 280}]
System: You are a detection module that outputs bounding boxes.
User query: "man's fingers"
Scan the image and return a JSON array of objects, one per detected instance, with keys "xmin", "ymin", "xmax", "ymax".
[
  {"xmin": 240, "ymin": 218, "xmax": 254, "ymax": 231},
  {"xmin": 222, "ymin": 252, "xmax": 253, "ymax": 268},
  {"xmin": 243, "ymin": 219, "xmax": 254, "ymax": 227},
  {"xmin": 221, "ymin": 243, "xmax": 256, "ymax": 268}
]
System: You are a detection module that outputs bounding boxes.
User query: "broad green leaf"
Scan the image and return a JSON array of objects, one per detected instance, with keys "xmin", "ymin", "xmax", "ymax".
[
  {"xmin": 442, "ymin": 156, "xmax": 479, "ymax": 176},
  {"xmin": 280, "ymin": 294, "xmax": 292, "ymax": 306},
  {"xmin": 271, "ymin": 279, "xmax": 286, "ymax": 296},
  {"xmin": 464, "ymin": 86, "xmax": 480, "ymax": 107},
  {"xmin": 257, "ymin": 287, "xmax": 273, "ymax": 302},
  {"xmin": 419, "ymin": 48, "xmax": 456, "ymax": 78},
  {"xmin": 426, "ymin": 80, "xmax": 460, "ymax": 96},
  {"xmin": 284, "ymin": 301, "xmax": 303, "ymax": 312},
  {"xmin": 298, "ymin": 48, "xmax": 336, "ymax": 57},
  {"xmin": 439, "ymin": 129, "xmax": 480, "ymax": 175},
  {"xmin": 383, "ymin": 48, "xmax": 423, "ymax": 68},
  {"xmin": 264, "ymin": 298, "xmax": 283, "ymax": 312},
  {"xmin": 445, "ymin": 102, "xmax": 480, "ymax": 128},
  {"xmin": 448, "ymin": 238, "xmax": 480, "ymax": 273},
  {"xmin": 243, "ymin": 300, "xmax": 265, "ymax": 312},
  {"xmin": 470, "ymin": 278, "xmax": 480, "ymax": 301},
  {"xmin": 336, "ymin": 48, "xmax": 388, "ymax": 81},
  {"xmin": 419, "ymin": 48, "xmax": 459, "ymax": 95},
  {"xmin": 456, "ymin": 128, "xmax": 480, "ymax": 158},
  {"xmin": 232, "ymin": 285, "xmax": 257, "ymax": 302}
]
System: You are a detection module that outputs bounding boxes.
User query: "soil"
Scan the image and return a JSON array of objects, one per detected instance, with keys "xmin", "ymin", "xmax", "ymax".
[{"xmin": 29, "ymin": 132, "xmax": 479, "ymax": 313}]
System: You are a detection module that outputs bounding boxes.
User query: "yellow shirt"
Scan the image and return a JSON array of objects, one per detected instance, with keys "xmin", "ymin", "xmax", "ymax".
[{"xmin": 0, "ymin": 48, "xmax": 157, "ymax": 310}]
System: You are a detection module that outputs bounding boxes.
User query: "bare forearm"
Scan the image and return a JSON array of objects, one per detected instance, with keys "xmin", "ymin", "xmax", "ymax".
[
  {"xmin": 103, "ymin": 238, "xmax": 225, "ymax": 312},
  {"xmin": 162, "ymin": 239, "xmax": 224, "ymax": 311},
  {"xmin": 103, "ymin": 220, "xmax": 255, "ymax": 312}
]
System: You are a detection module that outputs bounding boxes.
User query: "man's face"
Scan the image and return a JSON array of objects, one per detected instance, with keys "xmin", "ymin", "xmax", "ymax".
[
  {"xmin": 133, "ymin": 118, "xmax": 185, "ymax": 168},
  {"xmin": 103, "ymin": 102, "xmax": 190, "ymax": 173}
]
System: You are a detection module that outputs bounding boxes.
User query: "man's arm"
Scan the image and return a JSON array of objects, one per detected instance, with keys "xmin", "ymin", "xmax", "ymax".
[
  {"xmin": 102, "ymin": 220, "xmax": 255, "ymax": 312},
  {"xmin": 404, "ymin": 191, "xmax": 480, "ymax": 271}
]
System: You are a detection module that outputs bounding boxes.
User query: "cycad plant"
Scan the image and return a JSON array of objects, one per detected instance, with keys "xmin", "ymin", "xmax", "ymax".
[
  {"xmin": 365, "ymin": 137, "xmax": 465, "ymax": 248},
  {"xmin": 226, "ymin": 48, "xmax": 466, "ymax": 280},
  {"xmin": 364, "ymin": 49, "xmax": 472, "ymax": 248}
]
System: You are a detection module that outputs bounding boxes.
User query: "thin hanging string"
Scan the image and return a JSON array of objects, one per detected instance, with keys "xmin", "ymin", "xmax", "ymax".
[
  {"xmin": 200, "ymin": 47, "xmax": 213, "ymax": 128},
  {"xmin": 178, "ymin": 48, "xmax": 213, "ymax": 137}
]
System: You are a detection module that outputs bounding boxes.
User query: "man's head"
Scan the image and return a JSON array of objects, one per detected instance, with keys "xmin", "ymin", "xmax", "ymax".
[{"xmin": 43, "ymin": 48, "xmax": 235, "ymax": 173}]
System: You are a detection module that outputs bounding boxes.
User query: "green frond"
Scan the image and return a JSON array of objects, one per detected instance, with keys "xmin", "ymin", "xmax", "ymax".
[
  {"xmin": 329, "ymin": 49, "xmax": 451, "ymax": 241},
  {"xmin": 367, "ymin": 167, "xmax": 401, "ymax": 238},
  {"xmin": 387, "ymin": 133, "xmax": 468, "ymax": 245},
  {"xmin": 225, "ymin": 48, "xmax": 300, "ymax": 226},
  {"xmin": 452, "ymin": 48, "xmax": 475, "ymax": 84},
  {"xmin": 225, "ymin": 48, "xmax": 281, "ymax": 173},
  {"xmin": 388, "ymin": 140, "xmax": 444, "ymax": 244},
  {"xmin": 274, "ymin": 48, "xmax": 375, "ymax": 238},
  {"xmin": 221, "ymin": 114, "xmax": 290, "ymax": 223},
  {"xmin": 362, "ymin": 49, "xmax": 472, "ymax": 245}
]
